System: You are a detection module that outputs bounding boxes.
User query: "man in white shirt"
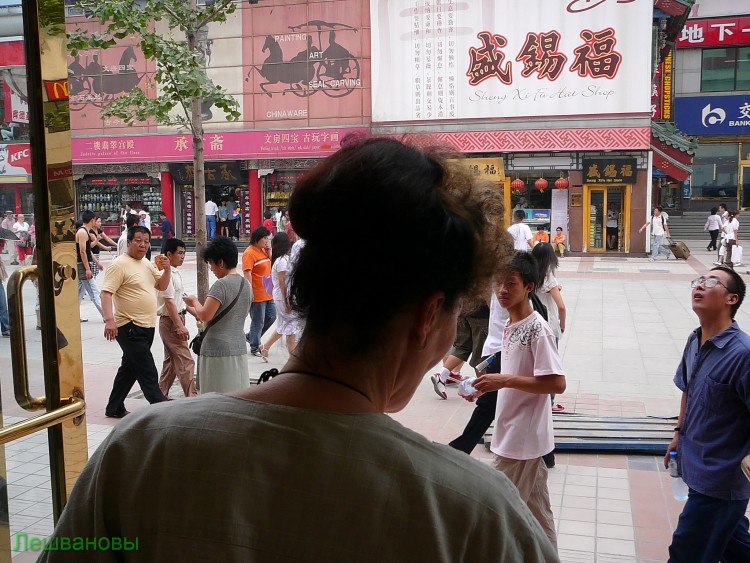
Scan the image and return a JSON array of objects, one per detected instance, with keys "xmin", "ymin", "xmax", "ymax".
[
  {"xmin": 205, "ymin": 198, "xmax": 218, "ymax": 240},
  {"xmin": 638, "ymin": 206, "xmax": 671, "ymax": 261},
  {"xmin": 2, "ymin": 211, "xmax": 17, "ymax": 262},
  {"xmin": 157, "ymin": 238, "xmax": 197, "ymax": 397},
  {"xmin": 507, "ymin": 210, "xmax": 533, "ymax": 252},
  {"xmin": 117, "ymin": 214, "xmax": 139, "ymax": 256}
]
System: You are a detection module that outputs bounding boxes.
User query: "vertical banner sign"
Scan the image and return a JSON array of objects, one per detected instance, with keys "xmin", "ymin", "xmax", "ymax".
[
  {"xmin": 241, "ymin": 189, "xmax": 252, "ymax": 236},
  {"xmin": 181, "ymin": 188, "xmax": 195, "ymax": 235},
  {"xmin": 371, "ymin": 0, "xmax": 652, "ymax": 122},
  {"xmin": 660, "ymin": 50, "xmax": 673, "ymax": 121}
]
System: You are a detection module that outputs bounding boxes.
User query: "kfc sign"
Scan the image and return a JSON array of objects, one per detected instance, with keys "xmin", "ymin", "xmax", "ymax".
[
  {"xmin": 677, "ymin": 17, "xmax": 750, "ymax": 48},
  {"xmin": 0, "ymin": 143, "xmax": 32, "ymax": 181}
]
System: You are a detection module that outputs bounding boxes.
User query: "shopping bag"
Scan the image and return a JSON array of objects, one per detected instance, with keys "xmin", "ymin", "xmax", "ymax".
[{"xmin": 733, "ymin": 245, "xmax": 742, "ymax": 265}]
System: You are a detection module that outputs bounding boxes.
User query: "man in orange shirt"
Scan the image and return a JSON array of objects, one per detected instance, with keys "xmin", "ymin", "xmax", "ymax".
[
  {"xmin": 552, "ymin": 227, "xmax": 566, "ymax": 258},
  {"xmin": 532, "ymin": 225, "xmax": 550, "ymax": 246},
  {"xmin": 242, "ymin": 226, "xmax": 276, "ymax": 356}
]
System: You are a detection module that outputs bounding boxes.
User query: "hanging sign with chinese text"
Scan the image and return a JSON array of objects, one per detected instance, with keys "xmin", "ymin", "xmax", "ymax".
[
  {"xmin": 583, "ymin": 158, "xmax": 637, "ymax": 184},
  {"xmin": 676, "ymin": 17, "xmax": 750, "ymax": 48},
  {"xmin": 461, "ymin": 157, "xmax": 505, "ymax": 182},
  {"xmin": 371, "ymin": 0, "xmax": 652, "ymax": 122},
  {"xmin": 168, "ymin": 161, "xmax": 243, "ymax": 186}
]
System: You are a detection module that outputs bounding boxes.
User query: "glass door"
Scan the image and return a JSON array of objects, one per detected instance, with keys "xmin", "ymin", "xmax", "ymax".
[
  {"xmin": 584, "ymin": 185, "xmax": 629, "ymax": 253},
  {"xmin": 741, "ymin": 166, "xmax": 750, "ymax": 210}
]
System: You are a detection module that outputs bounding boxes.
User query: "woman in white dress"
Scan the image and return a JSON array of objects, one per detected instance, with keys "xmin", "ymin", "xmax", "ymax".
[
  {"xmin": 531, "ymin": 242, "xmax": 567, "ymax": 413},
  {"xmin": 259, "ymin": 232, "xmax": 300, "ymax": 359}
]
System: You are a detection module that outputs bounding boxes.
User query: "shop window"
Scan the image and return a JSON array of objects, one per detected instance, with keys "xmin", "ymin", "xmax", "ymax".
[
  {"xmin": 690, "ymin": 143, "xmax": 738, "ymax": 198},
  {"xmin": 701, "ymin": 48, "xmax": 748, "ymax": 92}
]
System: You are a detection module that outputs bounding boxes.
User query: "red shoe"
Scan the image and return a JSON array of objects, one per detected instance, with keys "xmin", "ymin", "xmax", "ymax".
[
  {"xmin": 551, "ymin": 404, "xmax": 565, "ymax": 413},
  {"xmin": 444, "ymin": 372, "xmax": 467, "ymax": 385}
]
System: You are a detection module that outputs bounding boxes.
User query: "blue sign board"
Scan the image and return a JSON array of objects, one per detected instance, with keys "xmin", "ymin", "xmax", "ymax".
[{"xmin": 675, "ymin": 94, "xmax": 750, "ymax": 135}]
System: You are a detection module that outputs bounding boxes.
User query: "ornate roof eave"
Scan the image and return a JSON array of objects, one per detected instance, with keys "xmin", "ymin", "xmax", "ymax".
[{"xmin": 651, "ymin": 121, "xmax": 699, "ymax": 155}]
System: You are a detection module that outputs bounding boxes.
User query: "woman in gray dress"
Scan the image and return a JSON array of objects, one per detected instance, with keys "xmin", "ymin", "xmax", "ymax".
[{"xmin": 184, "ymin": 236, "xmax": 252, "ymax": 393}]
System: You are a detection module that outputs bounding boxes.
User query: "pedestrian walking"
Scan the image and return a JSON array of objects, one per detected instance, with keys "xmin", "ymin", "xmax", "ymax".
[
  {"xmin": 430, "ymin": 303, "xmax": 488, "ymax": 400},
  {"xmin": 468, "ymin": 252, "xmax": 566, "ymax": 551},
  {"xmin": 117, "ymin": 214, "xmax": 139, "ymax": 256},
  {"xmin": 101, "ymin": 226, "xmax": 171, "ymax": 418},
  {"xmin": 89, "ymin": 216, "xmax": 116, "ymax": 278},
  {"xmin": 12, "ymin": 213, "xmax": 32, "ymax": 265},
  {"xmin": 242, "ymin": 226, "xmax": 276, "ymax": 357},
  {"xmin": 666, "ymin": 266, "xmax": 750, "ymax": 562},
  {"xmin": 157, "ymin": 238, "xmax": 197, "ymax": 398},
  {"xmin": 1, "ymin": 210, "xmax": 16, "ymax": 262},
  {"xmin": 508, "ymin": 209, "xmax": 533, "ymax": 252},
  {"xmin": 704, "ymin": 207, "xmax": 722, "ymax": 252},
  {"xmin": 39, "ymin": 137, "xmax": 556, "ymax": 562},
  {"xmin": 0, "ymin": 255, "xmax": 8, "ymax": 337},
  {"xmin": 205, "ymin": 197, "xmax": 218, "ymax": 240},
  {"xmin": 639, "ymin": 206, "xmax": 671, "ymax": 261},
  {"xmin": 259, "ymin": 232, "xmax": 301, "ymax": 360},
  {"xmin": 184, "ymin": 237, "xmax": 252, "ymax": 394},
  {"xmin": 158, "ymin": 211, "xmax": 175, "ymax": 253},
  {"xmin": 76, "ymin": 211, "xmax": 105, "ymax": 323}
]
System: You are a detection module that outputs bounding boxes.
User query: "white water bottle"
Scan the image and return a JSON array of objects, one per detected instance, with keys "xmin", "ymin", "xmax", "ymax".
[
  {"xmin": 458, "ymin": 377, "xmax": 478, "ymax": 398},
  {"xmin": 668, "ymin": 451, "xmax": 689, "ymax": 501}
]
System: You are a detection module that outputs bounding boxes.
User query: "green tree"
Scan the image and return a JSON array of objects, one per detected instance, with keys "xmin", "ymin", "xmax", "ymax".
[{"xmin": 68, "ymin": 0, "xmax": 241, "ymax": 301}]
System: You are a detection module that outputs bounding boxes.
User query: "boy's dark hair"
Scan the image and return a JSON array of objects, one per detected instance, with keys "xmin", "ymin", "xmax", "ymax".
[
  {"xmin": 536, "ymin": 225, "xmax": 546, "ymax": 231},
  {"xmin": 127, "ymin": 226, "xmax": 151, "ymax": 241},
  {"xmin": 263, "ymin": 210, "xmax": 272, "ymax": 220},
  {"xmin": 125, "ymin": 214, "xmax": 139, "ymax": 229},
  {"xmin": 720, "ymin": 204, "xmax": 728, "ymax": 211},
  {"xmin": 201, "ymin": 236, "xmax": 238, "ymax": 268},
  {"xmin": 159, "ymin": 211, "xmax": 167, "ymax": 218},
  {"xmin": 711, "ymin": 266, "xmax": 746, "ymax": 318},
  {"xmin": 513, "ymin": 210, "xmax": 525, "ymax": 221},
  {"xmin": 507, "ymin": 251, "xmax": 538, "ymax": 291},
  {"xmin": 81, "ymin": 210, "xmax": 95, "ymax": 224},
  {"xmin": 162, "ymin": 238, "xmax": 185, "ymax": 255}
]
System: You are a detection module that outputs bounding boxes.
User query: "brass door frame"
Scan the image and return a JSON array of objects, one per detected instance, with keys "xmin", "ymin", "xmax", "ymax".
[
  {"xmin": 583, "ymin": 185, "xmax": 631, "ymax": 253},
  {"xmin": 0, "ymin": 2, "xmax": 88, "ymax": 554}
]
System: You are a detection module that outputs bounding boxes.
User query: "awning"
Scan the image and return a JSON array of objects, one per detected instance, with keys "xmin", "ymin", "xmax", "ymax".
[{"xmin": 650, "ymin": 121, "xmax": 697, "ymax": 182}]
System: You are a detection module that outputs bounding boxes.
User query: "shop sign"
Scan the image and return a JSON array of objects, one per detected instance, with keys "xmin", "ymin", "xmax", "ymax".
[
  {"xmin": 4, "ymin": 83, "xmax": 29, "ymax": 124},
  {"xmin": 181, "ymin": 188, "xmax": 195, "ymax": 234},
  {"xmin": 676, "ymin": 17, "xmax": 750, "ymax": 48},
  {"xmin": 169, "ymin": 161, "xmax": 242, "ymax": 186},
  {"xmin": 652, "ymin": 50, "xmax": 673, "ymax": 121},
  {"xmin": 241, "ymin": 190, "xmax": 251, "ymax": 235},
  {"xmin": 583, "ymin": 158, "xmax": 637, "ymax": 184},
  {"xmin": 72, "ymin": 127, "xmax": 366, "ymax": 164},
  {"xmin": 371, "ymin": 0, "xmax": 652, "ymax": 122},
  {"xmin": 0, "ymin": 143, "xmax": 32, "ymax": 182},
  {"xmin": 674, "ymin": 94, "xmax": 750, "ymax": 135},
  {"xmin": 521, "ymin": 209, "xmax": 551, "ymax": 222},
  {"xmin": 82, "ymin": 175, "xmax": 157, "ymax": 186},
  {"xmin": 462, "ymin": 157, "xmax": 505, "ymax": 182}
]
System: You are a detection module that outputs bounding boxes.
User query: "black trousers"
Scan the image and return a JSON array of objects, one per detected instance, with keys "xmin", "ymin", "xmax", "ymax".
[
  {"xmin": 708, "ymin": 229, "xmax": 720, "ymax": 251},
  {"xmin": 106, "ymin": 322, "xmax": 167, "ymax": 416}
]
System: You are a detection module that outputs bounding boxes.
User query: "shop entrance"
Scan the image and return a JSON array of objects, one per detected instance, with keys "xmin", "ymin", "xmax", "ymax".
[
  {"xmin": 584, "ymin": 185, "xmax": 630, "ymax": 252},
  {"xmin": 741, "ymin": 165, "xmax": 750, "ymax": 210}
]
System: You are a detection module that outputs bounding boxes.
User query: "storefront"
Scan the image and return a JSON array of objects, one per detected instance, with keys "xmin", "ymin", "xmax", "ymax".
[
  {"xmin": 252, "ymin": 158, "xmax": 322, "ymax": 232},
  {"xmin": 0, "ymin": 142, "xmax": 33, "ymax": 217},
  {"xmin": 76, "ymin": 173, "xmax": 162, "ymax": 237},
  {"xmin": 169, "ymin": 161, "xmax": 247, "ymax": 240}
]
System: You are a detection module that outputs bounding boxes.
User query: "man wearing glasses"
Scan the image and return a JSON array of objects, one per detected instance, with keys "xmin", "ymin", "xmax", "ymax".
[{"xmin": 666, "ymin": 267, "xmax": 750, "ymax": 561}]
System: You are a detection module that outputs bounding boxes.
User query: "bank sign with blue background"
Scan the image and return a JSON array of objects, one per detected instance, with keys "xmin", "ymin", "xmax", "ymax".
[{"xmin": 675, "ymin": 94, "xmax": 750, "ymax": 135}]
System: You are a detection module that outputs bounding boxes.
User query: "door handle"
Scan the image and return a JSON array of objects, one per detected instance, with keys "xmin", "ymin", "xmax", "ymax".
[{"xmin": 7, "ymin": 265, "xmax": 48, "ymax": 411}]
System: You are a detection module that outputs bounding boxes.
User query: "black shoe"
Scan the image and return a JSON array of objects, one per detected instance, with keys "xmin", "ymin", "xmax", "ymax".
[
  {"xmin": 105, "ymin": 410, "xmax": 130, "ymax": 419},
  {"xmin": 542, "ymin": 452, "xmax": 555, "ymax": 468},
  {"xmin": 2, "ymin": 332, "xmax": 10, "ymax": 338}
]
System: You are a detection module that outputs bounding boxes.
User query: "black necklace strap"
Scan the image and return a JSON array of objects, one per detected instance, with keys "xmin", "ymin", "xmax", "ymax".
[{"xmin": 277, "ymin": 369, "xmax": 372, "ymax": 402}]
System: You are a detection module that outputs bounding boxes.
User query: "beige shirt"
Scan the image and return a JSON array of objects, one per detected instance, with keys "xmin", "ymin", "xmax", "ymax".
[
  {"xmin": 102, "ymin": 255, "xmax": 162, "ymax": 328},
  {"xmin": 40, "ymin": 395, "xmax": 558, "ymax": 562},
  {"xmin": 157, "ymin": 267, "xmax": 184, "ymax": 317}
]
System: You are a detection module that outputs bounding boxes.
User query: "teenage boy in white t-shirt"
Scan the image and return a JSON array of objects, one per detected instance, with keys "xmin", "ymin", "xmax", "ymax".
[
  {"xmin": 507, "ymin": 210, "xmax": 533, "ymax": 252},
  {"xmin": 470, "ymin": 252, "xmax": 566, "ymax": 550}
]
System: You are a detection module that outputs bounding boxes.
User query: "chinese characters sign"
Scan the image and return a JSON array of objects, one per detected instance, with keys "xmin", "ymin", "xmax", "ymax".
[
  {"xmin": 169, "ymin": 161, "xmax": 243, "ymax": 186},
  {"xmin": 180, "ymin": 188, "xmax": 195, "ymax": 235},
  {"xmin": 583, "ymin": 158, "xmax": 637, "ymax": 184},
  {"xmin": 677, "ymin": 17, "xmax": 750, "ymax": 48},
  {"xmin": 456, "ymin": 157, "xmax": 505, "ymax": 182},
  {"xmin": 371, "ymin": 0, "xmax": 651, "ymax": 122}
]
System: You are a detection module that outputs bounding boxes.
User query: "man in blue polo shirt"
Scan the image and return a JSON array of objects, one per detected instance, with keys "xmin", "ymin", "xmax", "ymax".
[{"xmin": 666, "ymin": 265, "xmax": 750, "ymax": 562}]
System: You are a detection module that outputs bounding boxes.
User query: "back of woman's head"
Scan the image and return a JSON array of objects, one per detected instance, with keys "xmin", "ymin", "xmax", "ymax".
[
  {"xmin": 531, "ymin": 242, "xmax": 558, "ymax": 287},
  {"xmin": 202, "ymin": 236, "xmax": 238, "ymax": 269},
  {"xmin": 288, "ymin": 137, "xmax": 511, "ymax": 353},
  {"xmin": 271, "ymin": 232, "xmax": 291, "ymax": 265}
]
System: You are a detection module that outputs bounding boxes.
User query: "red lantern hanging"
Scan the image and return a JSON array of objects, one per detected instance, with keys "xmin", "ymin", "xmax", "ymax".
[
  {"xmin": 510, "ymin": 178, "xmax": 525, "ymax": 191},
  {"xmin": 554, "ymin": 176, "xmax": 570, "ymax": 190},
  {"xmin": 534, "ymin": 177, "xmax": 548, "ymax": 192}
]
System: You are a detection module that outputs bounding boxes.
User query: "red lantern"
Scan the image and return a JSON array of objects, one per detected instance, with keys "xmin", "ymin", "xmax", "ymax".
[
  {"xmin": 534, "ymin": 177, "xmax": 548, "ymax": 192},
  {"xmin": 511, "ymin": 178, "xmax": 525, "ymax": 191},
  {"xmin": 555, "ymin": 177, "xmax": 569, "ymax": 190}
]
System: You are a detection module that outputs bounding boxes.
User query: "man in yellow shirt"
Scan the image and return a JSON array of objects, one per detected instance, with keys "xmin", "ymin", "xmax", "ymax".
[{"xmin": 101, "ymin": 226, "xmax": 172, "ymax": 418}]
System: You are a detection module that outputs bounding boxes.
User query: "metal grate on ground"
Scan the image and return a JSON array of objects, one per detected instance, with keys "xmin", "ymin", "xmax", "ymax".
[{"xmin": 484, "ymin": 414, "xmax": 678, "ymax": 455}]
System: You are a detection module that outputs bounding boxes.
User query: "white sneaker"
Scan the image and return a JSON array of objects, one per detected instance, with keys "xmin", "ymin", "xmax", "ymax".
[
  {"xmin": 430, "ymin": 375, "xmax": 447, "ymax": 400},
  {"xmin": 648, "ymin": 258, "xmax": 655, "ymax": 262},
  {"xmin": 713, "ymin": 261, "xmax": 723, "ymax": 266}
]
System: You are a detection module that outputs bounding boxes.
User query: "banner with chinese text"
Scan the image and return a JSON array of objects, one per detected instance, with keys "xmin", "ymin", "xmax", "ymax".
[{"xmin": 371, "ymin": 0, "xmax": 652, "ymax": 122}]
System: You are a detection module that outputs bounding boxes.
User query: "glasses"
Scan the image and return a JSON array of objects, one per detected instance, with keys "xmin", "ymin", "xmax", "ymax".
[{"xmin": 691, "ymin": 276, "xmax": 728, "ymax": 289}]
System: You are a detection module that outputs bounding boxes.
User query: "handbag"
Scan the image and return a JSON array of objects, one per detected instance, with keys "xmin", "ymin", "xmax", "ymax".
[
  {"xmin": 189, "ymin": 282, "xmax": 245, "ymax": 355},
  {"xmin": 262, "ymin": 274, "xmax": 273, "ymax": 294}
]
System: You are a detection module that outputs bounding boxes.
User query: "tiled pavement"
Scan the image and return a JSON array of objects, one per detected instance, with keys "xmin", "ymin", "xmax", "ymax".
[{"xmin": 2, "ymin": 239, "xmax": 749, "ymax": 561}]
